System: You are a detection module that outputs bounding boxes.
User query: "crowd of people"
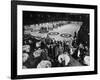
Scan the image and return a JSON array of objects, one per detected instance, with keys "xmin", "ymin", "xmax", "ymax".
[{"xmin": 22, "ymin": 30, "xmax": 90, "ymax": 69}]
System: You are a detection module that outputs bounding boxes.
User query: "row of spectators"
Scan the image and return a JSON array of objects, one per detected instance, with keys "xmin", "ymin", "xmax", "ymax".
[{"xmin": 24, "ymin": 21, "xmax": 75, "ymax": 34}]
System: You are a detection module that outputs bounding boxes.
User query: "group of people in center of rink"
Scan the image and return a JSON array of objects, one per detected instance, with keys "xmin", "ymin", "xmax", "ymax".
[{"xmin": 22, "ymin": 33, "xmax": 90, "ymax": 69}]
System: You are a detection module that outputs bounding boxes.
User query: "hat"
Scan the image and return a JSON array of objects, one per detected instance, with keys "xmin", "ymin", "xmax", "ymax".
[
  {"xmin": 37, "ymin": 60, "xmax": 51, "ymax": 68},
  {"xmin": 84, "ymin": 56, "xmax": 90, "ymax": 66},
  {"xmin": 33, "ymin": 49, "xmax": 42, "ymax": 58}
]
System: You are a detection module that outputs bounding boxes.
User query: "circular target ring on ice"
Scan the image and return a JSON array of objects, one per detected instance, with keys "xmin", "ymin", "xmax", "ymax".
[
  {"xmin": 48, "ymin": 32, "xmax": 59, "ymax": 35},
  {"xmin": 60, "ymin": 33, "xmax": 72, "ymax": 38}
]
